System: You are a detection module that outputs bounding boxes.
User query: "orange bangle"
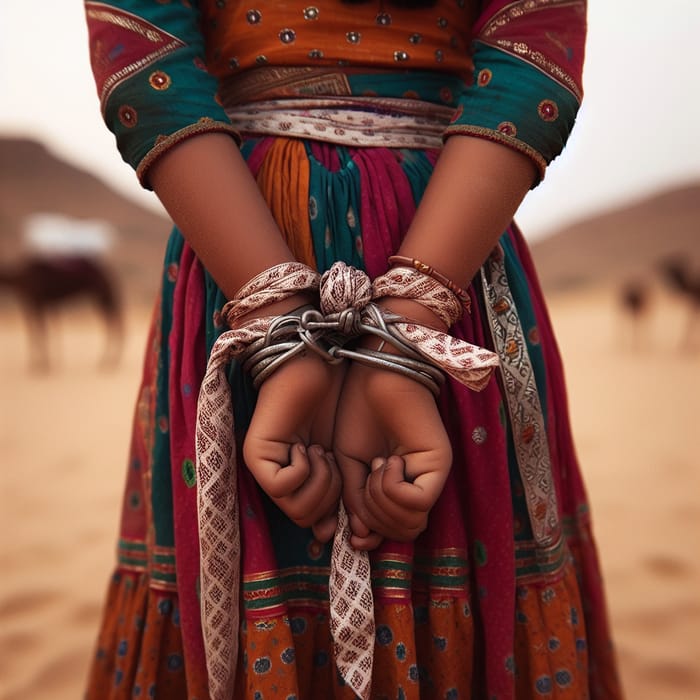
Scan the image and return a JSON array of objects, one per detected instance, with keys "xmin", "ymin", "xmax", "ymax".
[{"xmin": 387, "ymin": 255, "xmax": 471, "ymax": 312}]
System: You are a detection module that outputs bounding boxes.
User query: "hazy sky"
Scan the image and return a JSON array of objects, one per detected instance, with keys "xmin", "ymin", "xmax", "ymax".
[{"xmin": 1, "ymin": 0, "xmax": 699, "ymax": 240}]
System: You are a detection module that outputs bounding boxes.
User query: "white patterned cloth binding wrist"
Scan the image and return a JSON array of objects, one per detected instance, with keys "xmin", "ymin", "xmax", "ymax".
[
  {"xmin": 319, "ymin": 262, "xmax": 499, "ymax": 699},
  {"xmin": 194, "ymin": 260, "xmax": 500, "ymax": 700},
  {"xmin": 368, "ymin": 264, "xmax": 498, "ymax": 389},
  {"xmin": 195, "ymin": 261, "xmax": 320, "ymax": 700}
]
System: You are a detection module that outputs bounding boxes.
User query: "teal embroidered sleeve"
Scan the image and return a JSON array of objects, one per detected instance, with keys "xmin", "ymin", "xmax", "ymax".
[
  {"xmin": 85, "ymin": 1, "xmax": 240, "ymax": 188},
  {"xmin": 444, "ymin": 0, "xmax": 587, "ymax": 184}
]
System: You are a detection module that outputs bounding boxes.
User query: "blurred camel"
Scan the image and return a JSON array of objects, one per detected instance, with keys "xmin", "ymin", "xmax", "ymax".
[
  {"xmin": 619, "ymin": 279, "xmax": 651, "ymax": 349},
  {"xmin": 658, "ymin": 257, "xmax": 700, "ymax": 350},
  {"xmin": 0, "ymin": 255, "xmax": 123, "ymax": 370}
]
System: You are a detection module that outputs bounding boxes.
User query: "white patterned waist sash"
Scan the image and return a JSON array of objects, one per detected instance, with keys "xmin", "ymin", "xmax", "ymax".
[{"xmin": 224, "ymin": 96, "xmax": 455, "ymax": 148}]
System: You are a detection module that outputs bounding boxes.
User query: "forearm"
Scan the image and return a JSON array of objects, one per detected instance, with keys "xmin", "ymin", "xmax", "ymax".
[
  {"xmin": 402, "ymin": 135, "xmax": 536, "ymax": 285},
  {"xmin": 149, "ymin": 133, "xmax": 297, "ymax": 300},
  {"xmin": 380, "ymin": 135, "xmax": 536, "ymax": 329},
  {"xmin": 149, "ymin": 133, "xmax": 533, "ymax": 312}
]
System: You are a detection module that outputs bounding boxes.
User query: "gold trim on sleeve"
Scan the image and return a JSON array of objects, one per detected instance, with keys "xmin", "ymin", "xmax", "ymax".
[
  {"xmin": 477, "ymin": 0, "xmax": 584, "ymax": 100},
  {"xmin": 442, "ymin": 124, "xmax": 547, "ymax": 181},
  {"xmin": 136, "ymin": 119, "xmax": 241, "ymax": 188}
]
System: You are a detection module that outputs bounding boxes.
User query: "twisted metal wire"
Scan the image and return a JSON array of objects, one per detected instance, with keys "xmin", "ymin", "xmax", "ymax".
[{"xmin": 238, "ymin": 302, "xmax": 445, "ymax": 392}]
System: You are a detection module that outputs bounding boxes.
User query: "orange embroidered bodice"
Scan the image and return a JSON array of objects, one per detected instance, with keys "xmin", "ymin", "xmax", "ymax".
[{"xmin": 199, "ymin": 0, "xmax": 479, "ymax": 81}]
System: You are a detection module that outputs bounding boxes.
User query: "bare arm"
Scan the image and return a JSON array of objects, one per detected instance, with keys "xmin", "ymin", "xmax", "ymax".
[
  {"xmin": 378, "ymin": 134, "xmax": 537, "ymax": 329},
  {"xmin": 336, "ymin": 135, "xmax": 537, "ymax": 548},
  {"xmin": 149, "ymin": 132, "xmax": 303, "ymax": 305},
  {"xmin": 150, "ymin": 132, "xmax": 342, "ymax": 542},
  {"xmin": 403, "ymin": 135, "xmax": 535, "ymax": 280}
]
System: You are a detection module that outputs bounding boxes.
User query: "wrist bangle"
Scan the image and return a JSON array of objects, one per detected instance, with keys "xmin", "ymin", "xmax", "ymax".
[
  {"xmin": 387, "ymin": 255, "xmax": 471, "ymax": 312},
  {"xmin": 336, "ymin": 345, "xmax": 444, "ymax": 396}
]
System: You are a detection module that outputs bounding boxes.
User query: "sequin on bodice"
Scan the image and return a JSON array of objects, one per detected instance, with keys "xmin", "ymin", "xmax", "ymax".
[{"xmin": 199, "ymin": 0, "xmax": 477, "ymax": 81}]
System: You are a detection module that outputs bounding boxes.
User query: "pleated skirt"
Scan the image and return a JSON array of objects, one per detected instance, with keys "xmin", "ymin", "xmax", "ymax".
[{"xmin": 85, "ymin": 136, "xmax": 623, "ymax": 699}]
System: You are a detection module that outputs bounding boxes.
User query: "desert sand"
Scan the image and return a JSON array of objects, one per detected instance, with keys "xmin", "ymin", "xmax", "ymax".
[{"xmin": 1, "ymin": 285, "xmax": 698, "ymax": 700}]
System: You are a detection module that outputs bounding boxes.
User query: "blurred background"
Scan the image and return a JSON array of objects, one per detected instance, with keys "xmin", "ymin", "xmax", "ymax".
[{"xmin": 1, "ymin": 1, "xmax": 699, "ymax": 699}]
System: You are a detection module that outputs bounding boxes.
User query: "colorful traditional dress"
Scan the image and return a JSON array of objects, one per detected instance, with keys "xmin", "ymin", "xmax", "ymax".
[{"xmin": 84, "ymin": 1, "xmax": 623, "ymax": 698}]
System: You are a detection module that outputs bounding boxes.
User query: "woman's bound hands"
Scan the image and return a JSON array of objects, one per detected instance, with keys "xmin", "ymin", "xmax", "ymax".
[
  {"xmin": 243, "ymin": 351, "xmax": 346, "ymax": 543},
  {"xmin": 240, "ymin": 294, "xmax": 345, "ymax": 544},
  {"xmin": 245, "ymin": 348, "xmax": 451, "ymax": 550},
  {"xmin": 242, "ymin": 292, "xmax": 453, "ymax": 550},
  {"xmin": 334, "ymin": 294, "xmax": 453, "ymax": 550},
  {"xmin": 333, "ymin": 341, "xmax": 452, "ymax": 550}
]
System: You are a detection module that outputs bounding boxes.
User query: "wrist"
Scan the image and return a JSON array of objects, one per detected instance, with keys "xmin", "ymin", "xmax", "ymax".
[
  {"xmin": 373, "ymin": 296, "xmax": 449, "ymax": 333},
  {"xmin": 234, "ymin": 292, "xmax": 317, "ymax": 325}
]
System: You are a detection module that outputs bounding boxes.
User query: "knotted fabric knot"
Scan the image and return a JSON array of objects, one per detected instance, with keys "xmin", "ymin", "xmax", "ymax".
[{"xmin": 320, "ymin": 261, "xmax": 372, "ymax": 315}]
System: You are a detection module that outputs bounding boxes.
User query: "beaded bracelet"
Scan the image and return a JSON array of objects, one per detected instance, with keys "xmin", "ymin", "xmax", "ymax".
[{"xmin": 387, "ymin": 255, "xmax": 471, "ymax": 312}]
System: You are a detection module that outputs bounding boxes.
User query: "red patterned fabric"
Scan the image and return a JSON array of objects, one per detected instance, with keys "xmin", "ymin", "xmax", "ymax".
[{"xmin": 474, "ymin": 0, "xmax": 587, "ymax": 99}]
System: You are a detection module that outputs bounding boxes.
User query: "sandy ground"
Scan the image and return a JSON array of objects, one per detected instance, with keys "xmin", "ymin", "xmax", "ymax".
[{"xmin": 0, "ymin": 286, "xmax": 698, "ymax": 700}]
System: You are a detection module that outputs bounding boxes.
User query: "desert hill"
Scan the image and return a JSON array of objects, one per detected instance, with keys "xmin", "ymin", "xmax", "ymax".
[
  {"xmin": 0, "ymin": 137, "xmax": 170, "ymax": 303},
  {"xmin": 529, "ymin": 183, "xmax": 700, "ymax": 292}
]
